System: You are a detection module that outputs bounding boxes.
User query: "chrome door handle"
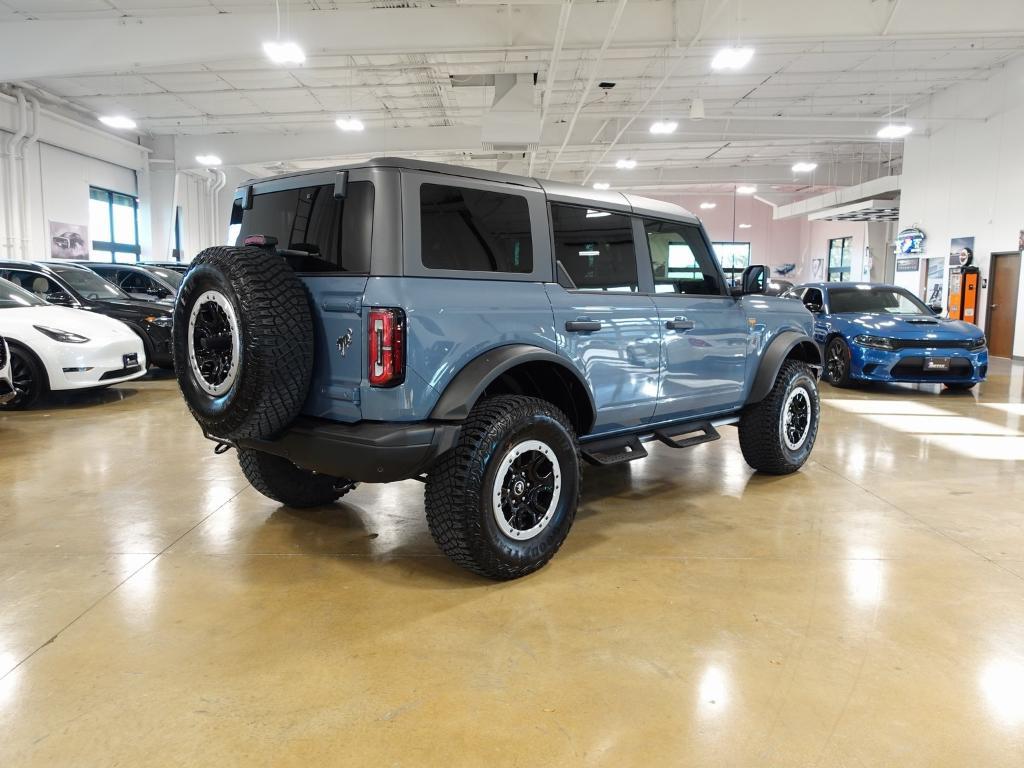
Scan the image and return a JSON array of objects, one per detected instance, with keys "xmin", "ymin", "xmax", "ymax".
[
  {"xmin": 565, "ymin": 319, "xmax": 602, "ymax": 333},
  {"xmin": 666, "ymin": 317, "xmax": 696, "ymax": 331}
]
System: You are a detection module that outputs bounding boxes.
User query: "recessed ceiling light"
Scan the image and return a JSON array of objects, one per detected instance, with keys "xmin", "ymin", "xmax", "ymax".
[
  {"xmin": 877, "ymin": 124, "xmax": 913, "ymax": 139},
  {"xmin": 649, "ymin": 121, "xmax": 678, "ymax": 135},
  {"xmin": 262, "ymin": 40, "xmax": 306, "ymax": 65},
  {"xmin": 738, "ymin": 223, "xmax": 752, "ymax": 229},
  {"xmin": 792, "ymin": 162, "xmax": 818, "ymax": 173},
  {"xmin": 615, "ymin": 159, "xmax": 637, "ymax": 170},
  {"xmin": 699, "ymin": 202, "xmax": 716, "ymax": 210},
  {"xmin": 195, "ymin": 154, "xmax": 222, "ymax": 166},
  {"xmin": 98, "ymin": 115, "xmax": 136, "ymax": 130},
  {"xmin": 711, "ymin": 47, "xmax": 754, "ymax": 71},
  {"xmin": 736, "ymin": 185, "xmax": 757, "ymax": 195},
  {"xmin": 592, "ymin": 182, "xmax": 610, "ymax": 190},
  {"xmin": 335, "ymin": 117, "xmax": 365, "ymax": 132}
]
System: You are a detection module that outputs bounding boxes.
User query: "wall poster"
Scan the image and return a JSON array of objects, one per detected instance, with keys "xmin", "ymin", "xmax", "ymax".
[
  {"xmin": 924, "ymin": 257, "xmax": 945, "ymax": 308},
  {"xmin": 49, "ymin": 221, "xmax": 89, "ymax": 260},
  {"xmin": 810, "ymin": 258, "xmax": 825, "ymax": 281},
  {"xmin": 948, "ymin": 235, "xmax": 975, "ymax": 267}
]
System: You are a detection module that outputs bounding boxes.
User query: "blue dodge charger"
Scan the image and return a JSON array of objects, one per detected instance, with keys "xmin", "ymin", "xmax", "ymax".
[{"xmin": 783, "ymin": 282, "xmax": 988, "ymax": 390}]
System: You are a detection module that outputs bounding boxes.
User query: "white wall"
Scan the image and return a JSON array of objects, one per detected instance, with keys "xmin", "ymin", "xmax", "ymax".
[{"xmin": 898, "ymin": 54, "xmax": 1024, "ymax": 357}]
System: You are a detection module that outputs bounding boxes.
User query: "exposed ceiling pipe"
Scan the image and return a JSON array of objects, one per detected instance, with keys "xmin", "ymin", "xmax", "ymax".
[
  {"xmin": 528, "ymin": 0, "xmax": 574, "ymax": 176},
  {"xmin": 19, "ymin": 96, "xmax": 41, "ymax": 260},
  {"xmin": 209, "ymin": 169, "xmax": 227, "ymax": 247},
  {"xmin": 3, "ymin": 90, "xmax": 28, "ymax": 260},
  {"xmin": 545, "ymin": 0, "xmax": 629, "ymax": 179},
  {"xmin": 581, "ymin": 0, "xmax": 733, "ymax": 185}
]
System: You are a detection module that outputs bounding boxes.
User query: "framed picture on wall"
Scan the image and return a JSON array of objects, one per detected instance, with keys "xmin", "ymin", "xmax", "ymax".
[
  {"xmin": 810, "ymin": 258, "xmax": 825, "ymax": 281},
  {"xmin": 48, "ymin": 221, "xmax": 89, "ymax": 260}
]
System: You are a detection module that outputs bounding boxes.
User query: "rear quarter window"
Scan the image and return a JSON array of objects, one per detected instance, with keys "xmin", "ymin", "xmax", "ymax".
[{"xmin": 231, "ymin": 181, "xmax": 374, "ymax": 273}]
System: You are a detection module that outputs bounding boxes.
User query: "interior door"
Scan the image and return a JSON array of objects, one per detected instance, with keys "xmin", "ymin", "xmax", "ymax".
[
  {"xmin": 547, "ymin": 203, "xmax": 660, "ymax": 434},
  {"xmin": 987, "ymin": 252, "xmax": 1021, "ymax": 358},
  {"xmin": 638, "ymin": 218, "xmax": 747, "ymax": 419}
]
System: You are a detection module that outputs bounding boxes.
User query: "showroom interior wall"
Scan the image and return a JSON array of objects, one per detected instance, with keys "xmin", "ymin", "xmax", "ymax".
[{"xmin": 897, "ymin": 53, "xmax": 1024, "ymax": 356}]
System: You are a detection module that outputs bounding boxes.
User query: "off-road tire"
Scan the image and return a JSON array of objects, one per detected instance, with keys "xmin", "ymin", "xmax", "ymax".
[
  {"xmin": 239, "ymin": 449, "xmax": 355, "ymax": 508},
  {"xmin": 739, "ymin": 360, "xmax": 820, "ymax": 475},
  {"xmin": 823, "ymin": 336, "xmax": 852, "ymax": 387},
  {"xmin": 425, "ymin": 395, "xmax": 581, "ymax": 580},
  {"xmin": 2, "ymin": 344, "xmax": 47, "ymax": 410},
  {"xmin": 172, "ymin": 245, "xmax": 314, "ymax": 441}
]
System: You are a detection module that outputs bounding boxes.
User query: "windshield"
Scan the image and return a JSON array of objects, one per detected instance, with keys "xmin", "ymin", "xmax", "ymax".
[
  {"xmin": 0, "ymin": 277, "xmax": 47, "ymax": 308},
  {"xmin": 142, "ymin": 266, "xmax": 182, "ymax": 289},
  {"xmin": 51, "ymin": 265, "xmax": 130, "ymax": 300},
  {"xmin": 828, "ymin": 286, "xmax": 930, "ymax": 315}
]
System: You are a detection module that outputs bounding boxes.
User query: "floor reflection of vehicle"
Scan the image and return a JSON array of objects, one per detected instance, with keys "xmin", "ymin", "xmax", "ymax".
[
  {"xmin": 0, "ymin": 260, "xmax": 174, "ymax": 368},
  {"xmin": 81, "ymin": 262, "xmax": 180, "ymax": 304},
  {"xmin": 0, "ymin": 277, "xmax": 147, "ymax": 409},
  {"xmin": 784, "ymin": 281, "xmax": 988, "ymax": 390}
]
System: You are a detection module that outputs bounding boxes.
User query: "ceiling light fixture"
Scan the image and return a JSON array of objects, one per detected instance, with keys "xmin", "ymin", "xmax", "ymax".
[
  {"xmin": 711, "ymin": 47, "xmax": 754, "ymax": 71},
  {"xmin": 736, "ymin": 185, "xmax": 757, "ymax": 195},
  {"xmin": 649, "ymin": 121, "xmax": 678, "ymax": 135},
  {"xmin": 699, "ymin": 202, "xmax": 717, "ymax": 210},
  {"xmin": 195, "ymin": 154, "xmax": 222, "ymax": 166},
  {"xmin": 689, "ymin": 97, "xmax": 705, "ymax": 120},
  {"xmin": 263, "ymin": 40, "xmax": 305, "ymax": 65},
  {"xmin": 876, "ymin": 124, "xmax": 913, "ymax": 140},
  {"xmin": 738, "ymin": 223, "xmax": 752, "ymax": 229},
  {"xmin": 335, "ymin": 117, "xmax": 365, "ymax": 132},
  {"xmin": 99, "ymin": 115, "xmax": 136, "ymax": 130},
  {"xmin": 792, "ymin": 162, "xmax": 818, "ymax": 173},
  {"xmin": 592, "ymin": 182, "xmax": 610, "ymax": 190},
  {"xmin": 615, "ymin": 158, "xmax": 637, "ymax": 170}
]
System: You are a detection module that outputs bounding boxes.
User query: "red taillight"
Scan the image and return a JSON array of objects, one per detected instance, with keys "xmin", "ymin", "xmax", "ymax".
[{"xmin": 368, "ymin": 308, "xmax": 405, "ymax": 387}]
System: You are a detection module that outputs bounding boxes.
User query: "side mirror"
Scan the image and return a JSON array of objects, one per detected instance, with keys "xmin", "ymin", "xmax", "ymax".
[
  {"xmin": 45, "ymin": 290, "xmax": 74, "ymax": 306},
  {"xmin": 928, "ymin": 304, "xmax": 943, "ymax": 315},
  {"xmin": 805, "ymin": 302, "xmax": 823, "ymax": 314},
  {"xmin": 733, "ymin": 264, "xmax": 768, "ymax": 296}
]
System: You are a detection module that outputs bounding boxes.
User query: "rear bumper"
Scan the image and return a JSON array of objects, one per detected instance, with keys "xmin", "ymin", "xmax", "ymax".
[{"xmin": 235, "ymin": 417, "xmax": 462, "ymax": 483}]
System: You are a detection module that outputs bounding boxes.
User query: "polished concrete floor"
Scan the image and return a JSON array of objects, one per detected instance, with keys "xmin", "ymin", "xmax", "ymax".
[{"xmin": 2, "ymin": 361, "xmax": 1024, "ymax": 767}]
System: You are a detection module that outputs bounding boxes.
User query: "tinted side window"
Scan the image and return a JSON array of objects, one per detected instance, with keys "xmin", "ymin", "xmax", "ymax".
[
  {"xmin": 235, "ymin": 181, "xmax": 374, "ymax": 273},
  {"xmin": 5, "ymin": 270, "xmax": 57, "ymax": 298},
  {"xmin": 551, "ymin": 204, "xmax": 637, "ymax": 292},
  {"xmin": 419, "ymin": 183, "xmax": 533, "ymax": 273},
  {"xmin": 642, "ymin": 219, "xmax": 721, "ymax": 295}
]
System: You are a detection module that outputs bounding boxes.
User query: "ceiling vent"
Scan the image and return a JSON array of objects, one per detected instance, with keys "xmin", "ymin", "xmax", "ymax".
[{"xmin": 481, "ymin": 73, "xmax": 541, "ymax": 153}]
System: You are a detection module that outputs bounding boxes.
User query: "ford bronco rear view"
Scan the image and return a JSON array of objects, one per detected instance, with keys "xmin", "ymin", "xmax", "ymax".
[{"xmin": 172, "ymin": 158, "xmax": 822, "ymax": 580}]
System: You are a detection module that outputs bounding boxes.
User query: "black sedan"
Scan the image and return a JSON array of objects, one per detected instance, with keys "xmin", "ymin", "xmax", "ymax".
[{"xmin": 0, "ymin": 260, "xmax": 174, "ymax": 368}]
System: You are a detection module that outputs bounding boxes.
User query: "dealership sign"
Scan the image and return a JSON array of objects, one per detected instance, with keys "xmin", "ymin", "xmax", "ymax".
[{"xmin": 896, "ymin": 227, "xmax": 925, "ymax": 254}]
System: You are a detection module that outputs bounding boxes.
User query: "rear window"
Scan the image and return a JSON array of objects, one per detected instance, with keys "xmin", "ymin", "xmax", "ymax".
[
  {"xmin": 230, "ymin": 181, "xmax": 374, "ymax": 273},
  {"xmin": 419, "ymin": 183, "xmax": 533, "ymax": 273}
]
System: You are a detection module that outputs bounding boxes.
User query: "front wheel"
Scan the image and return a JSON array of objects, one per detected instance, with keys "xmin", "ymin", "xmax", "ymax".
[
  {"xmin": 944, "ymin": 381, "xmax": 976, "ymax": 391},
  {"xmin": 2, "ymin": 347, "xmax": 47, "ymax": 410},
  {"xmin": 425, "ymin": 395, "xmax": 580, "ymax": 580},
  {"xmin": 823, "ymin": 337, "xmax": 852, "ymax": 387},
  {"xmin": 739, "ymin": 360, "xmax": 820, "ymax": 475}
]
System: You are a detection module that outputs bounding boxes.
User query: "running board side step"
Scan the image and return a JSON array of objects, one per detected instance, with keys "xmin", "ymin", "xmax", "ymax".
[{"xmin": 580, "ymin": 421, "xmax": 722, "ymax": 466}]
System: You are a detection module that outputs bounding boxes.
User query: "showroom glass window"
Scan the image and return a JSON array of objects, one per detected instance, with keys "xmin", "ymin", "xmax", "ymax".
[
  {"xmin": 89, "ymin": 187, "xmax": 140, "ymax": 263},
  {"xmin": 231, "ymin": 181, "xmax": 375, "ymax": 273},
  {"xmin": 419, "ymin": 183, "xmax": 533, "ymax": 273},
  {"xmin": 643, "ymin": 219, "xmax": 722, "ymax": 295},
  {"xmin": 828, "ymin": 236, "xmax": 853, "ymax": 281},
  {"xmin": 550, "ymin": 204, "xmax": 638, "ymax": 291},
  {"xmin": 712, "ymin": 241, "xmax": 751, "ymax": 285}
]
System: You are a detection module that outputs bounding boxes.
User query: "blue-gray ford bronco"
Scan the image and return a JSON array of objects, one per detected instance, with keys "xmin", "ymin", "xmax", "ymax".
[{"xmin": 172, "ymin": 158, "xmax": 822, "ymax": 580}]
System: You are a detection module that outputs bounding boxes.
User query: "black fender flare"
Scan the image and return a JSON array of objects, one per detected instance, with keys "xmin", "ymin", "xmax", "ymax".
[
  {"xmin": 430, "ymin": 344, "xmax": 597, "ymax": 423},
  {"xmin": 745, "ymin": 330, "xmax": 822, "ymax": 405}
]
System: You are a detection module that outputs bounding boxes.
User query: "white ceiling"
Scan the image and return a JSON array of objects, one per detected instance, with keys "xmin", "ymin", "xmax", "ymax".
[{"xmin": 2, "ymin": 0, "xmax": 1023, "ymax": 190}]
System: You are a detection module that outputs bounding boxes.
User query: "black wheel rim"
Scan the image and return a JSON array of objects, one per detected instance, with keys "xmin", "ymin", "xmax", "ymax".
[
  {"xmin": 187, "ymin": 290, "xmax": 240, "ymax": 396},
  {"xmin": 10, "ymin": 354, "xmax": 34, "ymax": 406},
  {"xmin": 783, "ymin": 387, "xmax": 811, "ymax": 450},
  {"xmin": 493, "ymin": 440, "xmax": 562, "ymax": 540},
  {"xmin": 826, "ymin": 341, "xmax": 846, "ymax": 381}
]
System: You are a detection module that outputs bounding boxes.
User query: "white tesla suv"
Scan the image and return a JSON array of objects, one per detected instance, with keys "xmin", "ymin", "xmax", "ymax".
[{"xmin": 0, "ymin": 277, "xmax": 147, "ymax": 409}]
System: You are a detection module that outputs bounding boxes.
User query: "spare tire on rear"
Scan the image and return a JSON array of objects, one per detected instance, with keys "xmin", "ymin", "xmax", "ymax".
[{"xmin": 172, "ymin": 245, "xmax": 314, "ymax": 442}]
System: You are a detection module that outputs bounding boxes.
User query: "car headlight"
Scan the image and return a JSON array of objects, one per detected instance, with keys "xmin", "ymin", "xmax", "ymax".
[
  {"xmin": 33, "ymin": 325, "xmax": 90, "ymax": 344},
  {"xmin": 145, "ymin": 315, "xmax": 173, "ymax": 328},
  {"xmin": 969, "ymin": 336, "xmax": 986, "ymax": 350},
  {"xmin": 853, "ymin": 335, "xmax": 897, "ymax": 350}
]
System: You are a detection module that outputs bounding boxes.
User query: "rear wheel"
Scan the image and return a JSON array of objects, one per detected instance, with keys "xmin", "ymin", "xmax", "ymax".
[
  {"xmin": 739, "ymin": 360, "xmax": 820, "ymax": 475},
  {"xmin": 823, "ymin": 337, "xmax": 852, "ymax": 387},
  {"xmin": 239, "ymin": 449, "xmax": 356, "ymax": 508},
  {"xmin": 425, "ymin": 395, "xmax": 580, "ymax": 580},
  {"xmin": 2, "ymin": 347, "xmax": 47, "ymax": 410}
]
